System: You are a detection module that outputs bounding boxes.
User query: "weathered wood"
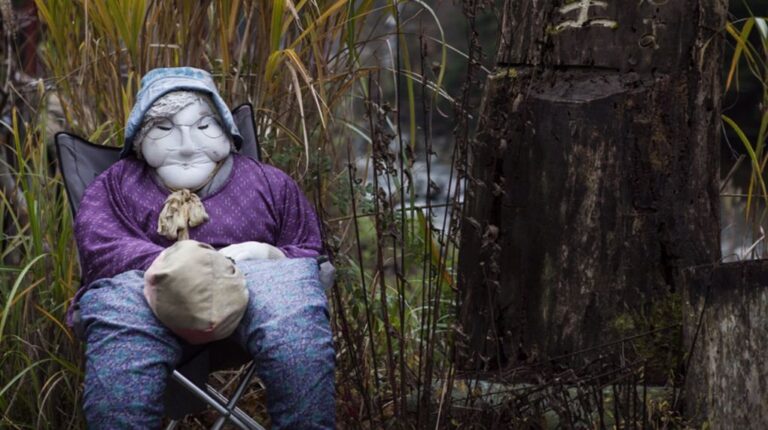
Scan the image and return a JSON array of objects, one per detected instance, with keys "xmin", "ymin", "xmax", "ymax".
[
  {"xmin": 458, "ymin": 0, "xmax": 726, "ymax": 369},
  {"xmin": 683, "ymin": 261, "xmax": 768, "ymax": 428},
  {"xmin": 498, "ymin": 0, "xmax": 698, "ymax": 73}
]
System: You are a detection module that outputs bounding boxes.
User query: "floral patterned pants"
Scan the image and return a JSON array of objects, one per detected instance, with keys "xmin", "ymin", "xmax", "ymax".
[{"xmin": 78, "ymin": 258, "xmax": 335, "ymax": 429}]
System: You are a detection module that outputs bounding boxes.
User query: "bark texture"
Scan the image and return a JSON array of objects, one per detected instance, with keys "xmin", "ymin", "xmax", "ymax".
[
  {"xmin": 459, "ymin": 0, "xmax": 726, "ymax": 369},
  {"xmin": 683, "ymin": 262, "xmax": 768, "ymax": 428}
]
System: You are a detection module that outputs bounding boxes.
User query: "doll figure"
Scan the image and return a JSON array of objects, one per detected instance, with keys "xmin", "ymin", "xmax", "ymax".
[{"xmin": 71, "ymin": 67, "xmax": 334, "ymax": 429}]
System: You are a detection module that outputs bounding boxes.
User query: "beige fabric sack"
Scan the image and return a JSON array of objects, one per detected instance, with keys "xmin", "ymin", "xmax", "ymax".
[{"xmin": 144, "ymin": 240, "xmax": 248, "ymax": 344}]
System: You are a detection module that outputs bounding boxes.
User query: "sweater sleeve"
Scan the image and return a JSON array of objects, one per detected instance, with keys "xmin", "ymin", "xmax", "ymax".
[
  {"xmin": 272, "ymin": 170, "xmax": 323, "ymax": 258},
  {"xmin": 74, "ymin": 173, "xmax": 164, "ymax": 285}
]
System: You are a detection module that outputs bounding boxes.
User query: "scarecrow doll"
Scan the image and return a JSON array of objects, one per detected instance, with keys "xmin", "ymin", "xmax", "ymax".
[{"xmin": 71, "ymin": 67, "xmax": 334, "ymax": 429}]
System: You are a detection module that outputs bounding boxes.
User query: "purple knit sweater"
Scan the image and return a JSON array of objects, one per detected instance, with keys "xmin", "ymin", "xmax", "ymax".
[{"xmin": 74, "ymin": 154, "xmax": 322, "ymax": 289}]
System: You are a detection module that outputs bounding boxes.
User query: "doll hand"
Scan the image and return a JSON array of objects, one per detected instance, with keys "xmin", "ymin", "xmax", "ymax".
[{"xmin": 219, "ymin": 241, "xmax": 286, "ymax": 261}]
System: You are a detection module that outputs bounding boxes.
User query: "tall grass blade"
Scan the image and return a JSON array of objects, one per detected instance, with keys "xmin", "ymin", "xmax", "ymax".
[
  {"xmin": 726, "ymin": 18, "xmax": 755, "ymax": 91},
  {"xmin": 0, "ymin": 253, "xmax": 47, "ymax": 343}
]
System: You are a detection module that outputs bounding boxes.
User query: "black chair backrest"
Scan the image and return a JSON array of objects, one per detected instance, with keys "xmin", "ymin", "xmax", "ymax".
[{"xmin": 55, "ymin": 103, "xmax": 261, "ymax": 216}]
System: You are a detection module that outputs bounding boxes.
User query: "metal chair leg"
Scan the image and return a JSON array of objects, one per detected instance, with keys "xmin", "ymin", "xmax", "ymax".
[
  {"xmin": 171, "ymin": 370, "xmax": 253, "ymax": 430},
  {"xmin": 211, "ymin": 362, "xmax": 263, "ymax": 430},
  {"xmin": 204, "ymin": 385, "xmax": 265, "ymax": 430}
]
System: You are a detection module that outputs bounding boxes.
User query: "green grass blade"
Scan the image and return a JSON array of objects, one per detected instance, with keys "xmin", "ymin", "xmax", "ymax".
[
  {"xmin": 723, "ymin": 114, "xmax": 768, "ymax": 219},
  {"xmin": 726, "ymin": 18, "xmax": 755, "ymax": 91},
  {"xmin": 0, "ymin": 254, "xmax": 48, "ymax": 344},
  {"xmin": 0, "ymin": 359, "xmax": 52, "ymax": 401}
]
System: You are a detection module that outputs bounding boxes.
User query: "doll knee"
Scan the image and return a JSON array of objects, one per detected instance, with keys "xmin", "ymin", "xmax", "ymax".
[
  {"xmin": 78, "ymin": 270, "xmax": 155, "ymax": 325},
  {"xmin": 272, "ymin": 302, "xmax": 331, "ymax": 360},
  {"xmin": 242, "ymin": 293, "xmax": 333, "ymax": 369},
  {"xmin": 79, "ymin": 270, "xmax": 181, "ymax": 360}
]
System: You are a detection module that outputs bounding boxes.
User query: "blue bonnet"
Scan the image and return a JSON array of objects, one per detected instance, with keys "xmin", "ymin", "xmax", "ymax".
[{"xmin": 121, "ymin": 67, "xmax": 242, "ymax": 158}]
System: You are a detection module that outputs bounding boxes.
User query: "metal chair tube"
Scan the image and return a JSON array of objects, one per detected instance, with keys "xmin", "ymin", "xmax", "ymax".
[
  {"xmin": 211, "ymin": 362, "xmax": 263, "ymax": 430},
  {"xmin": 171, "ymin": 370, "xmax": 251, "ymax": 430}
]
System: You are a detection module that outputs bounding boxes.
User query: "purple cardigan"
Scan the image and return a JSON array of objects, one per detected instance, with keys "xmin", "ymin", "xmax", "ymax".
[{"xmin": 74, "ymin": 154, "xmax": 322, "ymax": 289}]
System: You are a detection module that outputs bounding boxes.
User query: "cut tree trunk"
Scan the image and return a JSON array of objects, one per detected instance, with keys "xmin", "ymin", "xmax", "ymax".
[
  {"xmin": 683, "ymin": 261, "xmax": 768, "ymax": 428},
  {"xmin": 458, "ymin": 0, "xmax": 726, "ymax": 369}
]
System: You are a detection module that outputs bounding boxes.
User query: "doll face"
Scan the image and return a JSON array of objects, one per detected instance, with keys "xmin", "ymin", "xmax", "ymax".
[{"xmin": 140, "ymin": 99, "xmax": 231, "ymax": 190}]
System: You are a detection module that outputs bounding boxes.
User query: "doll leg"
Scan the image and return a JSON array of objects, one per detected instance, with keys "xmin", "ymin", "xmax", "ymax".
[
  {"xmin": 78, "ymin": 270, "xmax": 182, "ymax": 429},
  {"xmin": 235, "ymin": 259, "xmax": 335, "ymax": 430}
]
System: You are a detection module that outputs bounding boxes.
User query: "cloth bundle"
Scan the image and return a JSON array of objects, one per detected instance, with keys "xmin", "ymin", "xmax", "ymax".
[{"xmin": 143, "ymin": 240, "xmax": 248, "ymax": 344}]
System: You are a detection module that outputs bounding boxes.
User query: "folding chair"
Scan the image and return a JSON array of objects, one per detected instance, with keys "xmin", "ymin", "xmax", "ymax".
[{"xmin": 56, "ymin": 103, "xmax": 324, "ymax": 430}]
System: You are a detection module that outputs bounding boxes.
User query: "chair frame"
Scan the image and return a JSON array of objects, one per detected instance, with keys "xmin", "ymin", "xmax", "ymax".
[
  {"xmin": 56, "ymin": 103, "xmax": 266, "ymax": 430},
  {"xmin": 167, "ymin": 363, "xmax": 264, "ymax": 430}
]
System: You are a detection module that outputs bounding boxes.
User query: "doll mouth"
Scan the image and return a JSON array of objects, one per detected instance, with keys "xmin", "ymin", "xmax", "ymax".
[{"xmin": 168, "ymin": 159, "xmax": 213, "ymax": 169}]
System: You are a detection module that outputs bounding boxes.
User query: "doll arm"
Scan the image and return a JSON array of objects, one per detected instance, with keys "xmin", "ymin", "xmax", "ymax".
[
  {"xmin": 219, "ymin": 170, "xmax": 322, "ymax": 261},
  {"xmin": 74, "ymin": 176, "xmax": 164, "ymax": 285},
  {"xmin": 219, "ymin": 241, "xmax": 286, "ymax": 261}
]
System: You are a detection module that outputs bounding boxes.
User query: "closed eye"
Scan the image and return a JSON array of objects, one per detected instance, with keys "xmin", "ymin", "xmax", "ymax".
[{"xmin": 197, "ymin": 124, "xmax": 209, "ymax": 130}]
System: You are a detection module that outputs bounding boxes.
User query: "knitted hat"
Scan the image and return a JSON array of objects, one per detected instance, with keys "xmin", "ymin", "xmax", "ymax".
[
  {"xmin": 144, "ymin": 240, "xmax": 248, "ymax": 344},
  {"xmin": 122, "ymin": 67, "xmax": 242, "ymax": 158}
]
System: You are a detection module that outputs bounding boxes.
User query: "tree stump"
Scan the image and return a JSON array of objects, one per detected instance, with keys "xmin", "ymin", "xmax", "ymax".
[
  {"xmin": 458, "ymin": 0, "xmax": 727, "ymax": 369},
  {"xmin": 683, "ymin": 261, "xmax": 768, "ymax": 427}
]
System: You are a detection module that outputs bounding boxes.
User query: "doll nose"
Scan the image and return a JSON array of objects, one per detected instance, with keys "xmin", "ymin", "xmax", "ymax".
[{"xmin": 177, "ymin": 126, "xmax": 196, "ymax": 157}]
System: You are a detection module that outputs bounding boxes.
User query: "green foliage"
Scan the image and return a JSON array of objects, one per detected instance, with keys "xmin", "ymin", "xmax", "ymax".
[
  {"xmin": 0, "ymin": 108, "xmax": 83, "ymax": 429},
  {"xmin": 611, "ymin": 292, "xmax": 684, "ymax": 383},
  {"xmin": 723, "ymin": 14, "xmax": 768, "ymax": 223}
]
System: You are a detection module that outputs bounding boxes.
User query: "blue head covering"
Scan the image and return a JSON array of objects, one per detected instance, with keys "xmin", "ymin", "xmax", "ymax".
[{"xmin": 122, "ymin": 67, "xmax": 242, "ymax": 158}]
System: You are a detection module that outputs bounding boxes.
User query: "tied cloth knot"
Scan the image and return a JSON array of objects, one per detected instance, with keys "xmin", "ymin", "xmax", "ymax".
[
  {"xmin": 158, "ymin": 189, "xmax": 209, "ymax": 241},
  {"xmin": 155, "ymin": 159, "xmax": 225, "ymax": 241}
]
